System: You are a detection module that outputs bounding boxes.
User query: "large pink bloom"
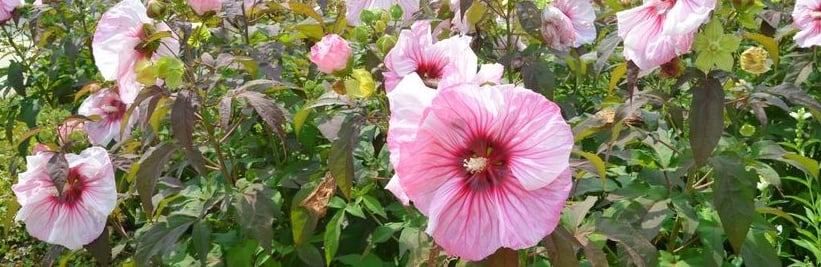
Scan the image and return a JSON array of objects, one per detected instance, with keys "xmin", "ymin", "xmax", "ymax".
[
  {"xmin": 78, "ymin": 88, "xmax": 135, "ymax": 146},
  {"xmin": 383, "ymin": 21, "xmax": 503, "ymax": 92},
  {"xmin": 12, "ymin": 146, "xmax": 117, "ymax": 250},
  {"xmin": 792, "ymin": 0, "xmax": 821, "ymax": 47},
  {"xmin": 541, "ymin": 0, "xmax": 596, "ymax": 50},
  {"xmin": 188, "ymin": 0, "xmax": 222, "ymax": 15},
  {"xmin": 346, "ymin": 0, "xmax": 419, "ymax": 26},
  {"xmin": 93, "ymin": 0, "xmax": 180, "ymax": 104},
  {"xmin": 387, "ymin": 75, "xmax": 574, "ymax": 260},
  {"xmin": 0, "ymin": 0, "xmax": 20, "ymax": 23},
  {"xmin": 310, "ymin": 34, "xmax": 352, "ymax": 74},
  {"xmin": 617, "ymin": 0, "xmax": 715, "ymax": 71}
]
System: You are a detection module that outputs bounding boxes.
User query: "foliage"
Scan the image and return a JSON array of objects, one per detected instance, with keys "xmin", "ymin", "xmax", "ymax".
[{"xmin": 0, "ymin": 0, "xmax": 820, "ymax": 266}]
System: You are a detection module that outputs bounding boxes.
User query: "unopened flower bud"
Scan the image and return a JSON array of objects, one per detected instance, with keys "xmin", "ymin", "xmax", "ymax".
[
  {"xmin": 146, "ymin": 0, "xmax": 168, "ymax": 19},
  {"xmin": 390, "ymin": 4, "xmax": 404, "ymax": 21}
]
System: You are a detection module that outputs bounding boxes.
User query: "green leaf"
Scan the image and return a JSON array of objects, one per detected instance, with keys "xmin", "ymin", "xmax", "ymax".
[
  {"xmin": 345, "ymin": 202, "xmax": 366, "ymax": 219},
  {"xmin": 783, "ymin": 152, "xmax": 819, "ymax": 180},
  {"xmin": 689, "ymin": 77, "xmax": 724, "ymax": 166},
  {"xmin": 742, "ymin": 32, "xmax": 780, "ymax": 66},
  {"xmin": 227, "ymin": 239, "xmax": 258, "ymax": 267},
  {"xmin": 156, "ymin": 56, "xmax": 185, "ymax": 89},
  {"xmin": 7, "ymin": 61, "xmax": 25, "ymax": 96},
  {"xmin": 324, "ymin": 210, "xmax": 345, "ymax": 265},
  {"xmin": 234, "ymin": 183, "xmax": 277, "ymax": 253},
  {"xmin": 371, "ymin": 224, "xmax": 400, "ymax": 244},
  {"xmin": 710, "ymin": 154, "xmax": 755, "ymax": 254},
  {"xmin": 135, "ymin": 215, "xmax": 195, "ymax": 265},
  {"xmin": 740, "ymin": 228, "xmax": 781, "ymax": 267},
  {"xmin": 293, "ymin": 107, "xmax": 312, "ymax": 136},
  {"xmin": 291, "ymin": 185, "xmax": 319, "ymax": 246},
  {"xmin": 296, "ymin": 244, "xmax": 324, "ymax": 267},
  {"xmin": 360, "ymin": 195, "xmax": 386, "ymax": 218},
  {"xmin": 136, "ymin": 143, "xmax": 178, "ymax": 217},
  {"xmin": 328, "ymin": 116, "xmax": 362, "ymax": 200},
  {"xmin": 192, "ymin": 221, "xmax": 211, "ymax": 265},
  {"xmin": 284, "ymin": 1, "xmax": 324, "ymax": 23},
  {"xmin": 572, "ymin": 150, "xmax": 607, "ymax": 179},
  {"xmin": 1, "ymin": 198, "xmax": 19, "ymax": 235}
]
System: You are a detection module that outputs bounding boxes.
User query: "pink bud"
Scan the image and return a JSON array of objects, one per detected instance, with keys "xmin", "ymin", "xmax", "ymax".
[
  {"xmin": 188, "ymin": 0, "xmax": 221, "ymax": 16},
  {"xmin": 310, "ymin": 34, "xmax": 353, "ymax": 74}
]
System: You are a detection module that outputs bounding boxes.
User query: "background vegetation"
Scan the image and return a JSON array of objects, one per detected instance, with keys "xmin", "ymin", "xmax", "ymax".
[{"xmin": 1, "ymin": 0, "xmax": 821, "ymax": 266}]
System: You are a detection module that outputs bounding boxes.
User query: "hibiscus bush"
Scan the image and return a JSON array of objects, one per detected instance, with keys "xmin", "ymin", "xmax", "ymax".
[{"xmin": 1, "ymin": 0, "xmax": 821, "ymax": 266}]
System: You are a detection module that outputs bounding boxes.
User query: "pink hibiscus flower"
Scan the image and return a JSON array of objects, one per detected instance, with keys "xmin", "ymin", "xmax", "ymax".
[
  {"xmin": 541, "ymin": 0, "xmax": 596, "ymax": 50},
  {"xmin": 92, "ymin": 0, "xmax": 180, "ymax": 104},
  {"xmin": 310, "ymin": 34, "xmax": 353, "ymax": 74},
  {"xmin": 792, "ymin": 0, "xmax": 821, "ymax": 47},
  {"xmin": 0, "ymin": 0, "xmax": 21, "ymax": 23},
  {"xmin": 78, "ymin": 88, "xmax": 136, "ymax": 146},
  {"xmin": 386, "ymin": 74, "xmax": 573, "ymax": 260},
  {"xmin": 12, "ymin": 146, "xmax": 117, "ymax": 250},
  {"xmin": 188, "ymin": 0, "xmax": 222, "ymax": 15},
  {"xmin": 616, "ymin": 0, "xmax": 716, "ymax": 71},
  {"xmin": 346, "ymin": 0, "xmax": 420, "ymax": 26},
  {"xmin": 383, "ymin": 21, "xmax": 503, "ymax": 92}
]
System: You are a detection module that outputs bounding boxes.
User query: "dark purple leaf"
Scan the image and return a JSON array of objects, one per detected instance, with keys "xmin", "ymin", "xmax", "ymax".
[
  {"xmin": 543, "ymin": 226, "xmax": 581, "ymax": 267},
  {"xmin": 84, "ymin": 227, "xmax": 110, "ymax": 266},
  {"xmin": 135, "ymin": 215, "xmax": 195, "ymax": 265},
  {"xmin": 7, "ymin": 61, "xmax": 25, "ymax": 97},
  {"xmin": 710, "ymin": 154, "xmax": 755, "ymax": 254},
  {"xmin": 219, "ymin": 95, "xmax": 232, "ymax": 130},
  {"xmin": 481, "ymin": 248, "xmax": 519, "ymax": 266},
  {"xmin": 594, "ymin": 32, "xmax": 621, "ymax": 75},
  {"xmin": 239, "ymin": 91, "xmax": 286, "ymax": 142},
  {"xmin": 47, "ymin": 152, "xmax": 69, "ymax": 197},
  {"xmin": 136, "ymin": 143, "xmax": 178, "ymax": 217},
  {"xmin": 596, "ymin": 217, "xmax": 658, "ymax": 267},
  {"xmin": 766, "ymin": 83, "xmax": 821, "ymax": 119},
  {"xmin": 171, "ymin": 90, "xmax": 196, "ymax": 149},
  {"xmin": 521, "ymin": 57, "xmax": 555, "ymax": 98},
  {"xmin": 328, "ymin": 116, "xmax": 362, "ymax": 200},
  {"xmin": 515, "ymin": 1, "xmax": 542, "ymax": 39},
  {"xmin": 234, "ymin": 183, "xmax": 277, "ymax": 253},
  {"xmin": 689, "ymin": 77, "xmax": 724, "ymax": 166}
]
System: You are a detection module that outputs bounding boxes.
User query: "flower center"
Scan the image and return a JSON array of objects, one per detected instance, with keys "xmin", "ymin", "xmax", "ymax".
[
  {"xmin": 463, "ymin": 156, "xmax": 489, "ymax": 174},
  {"xmin": 811, "ymin": 11, "xmax": 821, "ymax": 19},
  {"xmin": 416, "ymin": 62, "xmax": 444, "ymax": 88},
  {"xmin": 102, "ymin": 97, "xmax": 127, "ymax": 122},
  {"xmin": 461, "ymin": 138, "xmax": 509, "ymax": 190},
  {"xmin": 57, "ymin": 167, "xmax": 86, "ymax": 204},
  {"xmin": 652, "ymin": 0, "xmax": 676, "ymax": 15}
]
